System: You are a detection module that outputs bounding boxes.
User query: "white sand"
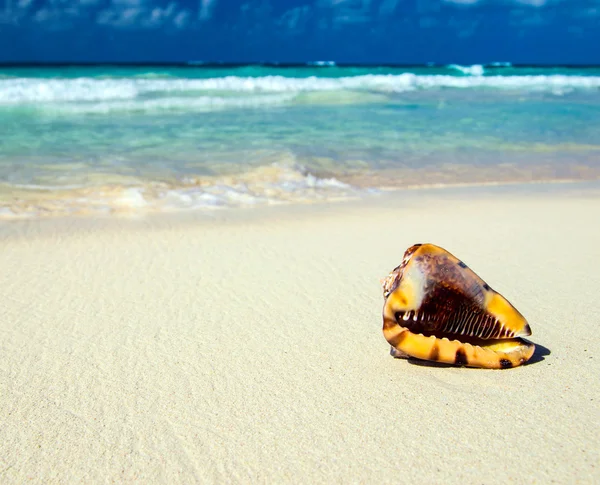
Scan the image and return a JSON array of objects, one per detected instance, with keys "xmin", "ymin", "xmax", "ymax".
[{"xmin": 1, "ymin": 183, "xmax": 599, "ymax": 483}]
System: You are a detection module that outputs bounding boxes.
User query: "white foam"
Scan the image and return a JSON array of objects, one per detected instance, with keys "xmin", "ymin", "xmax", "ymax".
[
  {"xmin": 0, "ymin": 164, "xmax": 363, "ymax": 219},
  {"xmin": 2, "ymin": 74, "xmax": 600, "ymax": 107},
  {"xmin": 0, "ymin": 78, "xmax": 139, "ymax": 104},
  {"xmin": 114, "ymin": 188, "xmax": 148, "ymax": 208},
  {"xmin": 49, "ymin": 93, "xmax": 297, "ymax": 114},
  {"xmin": 158, "ymin": 164, "xmax": 355, "ymax": 210},
  {"xmin": 308, "ymin": 61, "xmax": 337, "ymax": 67},
  {"xmin": 448, "ymin": 64, "xmax": 485, "ymax": 76},
  {"xmin": 0, "ymin": 207, "xmax": 18, "ymax": 218}
]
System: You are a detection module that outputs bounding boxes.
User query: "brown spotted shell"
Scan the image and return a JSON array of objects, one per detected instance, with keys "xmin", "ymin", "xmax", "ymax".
[{"xmin": 382, "ymin": 243, "xmax": 535, "ymax": 369}]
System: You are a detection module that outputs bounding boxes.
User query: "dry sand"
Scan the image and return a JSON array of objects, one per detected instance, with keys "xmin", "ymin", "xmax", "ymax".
[{"xmin": 1, "ymin": 183, "xmax": 599, "ymax": 484}]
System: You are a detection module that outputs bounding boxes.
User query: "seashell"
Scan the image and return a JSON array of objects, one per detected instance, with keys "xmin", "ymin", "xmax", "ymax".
[{"xmin": 382, "ymin": 243, "xmax": 535, "ymax": 369}]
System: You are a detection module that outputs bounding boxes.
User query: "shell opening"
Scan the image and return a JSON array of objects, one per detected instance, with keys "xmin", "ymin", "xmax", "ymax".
[{"xmin": 393, "ymin": 308, "xmax": 517, "ymax": 341}]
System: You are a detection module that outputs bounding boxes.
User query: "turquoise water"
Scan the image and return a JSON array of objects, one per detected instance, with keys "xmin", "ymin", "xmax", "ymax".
[{"xmin": 1, "ymin": 64, "xmax": 599, "ymax": 218}]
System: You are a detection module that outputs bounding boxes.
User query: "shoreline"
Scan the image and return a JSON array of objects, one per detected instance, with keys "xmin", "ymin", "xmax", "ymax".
[
  {"xmin": 1, "ymin": 176, "xmax": 599, "ymax": 226},
  {"xmin": 1, "ymin": 183, "xmax": 599, "ymax": 483}
]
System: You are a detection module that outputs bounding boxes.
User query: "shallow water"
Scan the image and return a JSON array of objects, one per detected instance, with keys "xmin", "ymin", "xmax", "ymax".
[{"xmin": 1, "ymin": 64, "xmax": 599, "ymax": 219}]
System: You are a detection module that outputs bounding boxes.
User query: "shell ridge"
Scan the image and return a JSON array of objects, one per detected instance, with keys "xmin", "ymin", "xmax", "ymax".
[
  {"xmin": 479, "ymin": 316, "xmax": 490, "ymax": 339},
  {"xmin": 466, "ymin": 312, "xmax": 477, "ymax": 336},
  {"xmin": 474, "ymin": 313, "xmax": 487, "ymax": 339},
  {"xmin": 466, "ymin": 312, "xmax": 478, "ymax": 337},
  {"xmin": 484, "ymin": 318, "xmax": 497, "ymax": 339},
  {"xmin": 457, "ymin": 309, "xmax": 476, "ymax": 336}
]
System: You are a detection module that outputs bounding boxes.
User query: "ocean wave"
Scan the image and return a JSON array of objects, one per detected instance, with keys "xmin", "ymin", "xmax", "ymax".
[
  {"xmin": 307, "ymin": 61, "xmax": 337, "ymax": 67},
  {"xmin": 1, "ymin": 73, "xmax": 600, "ymax": 106},
  {"xmin": 447, "ymin": 64, "xmax": 485, "ymax": 76},
  {"xmin": 48, "ymin": 93, "xmax": 297, "ymax": 114},
  {"xmin": 0, "ymin": 78, "xmax": 139, "ymax": 103},
  {"xmin": 0, "ymin": 164, "xmax": 365, "ymax": 220}
]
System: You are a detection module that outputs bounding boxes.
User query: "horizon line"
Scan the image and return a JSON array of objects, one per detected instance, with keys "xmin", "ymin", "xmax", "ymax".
[{"xmin": 1, "ymin": 61, "xmax": 600, "ymax": 68}]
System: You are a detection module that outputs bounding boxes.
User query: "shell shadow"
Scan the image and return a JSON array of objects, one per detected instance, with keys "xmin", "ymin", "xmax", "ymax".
[{"xmin": 527, "ymin": 342, "xmax": 551, "ymax": 365}]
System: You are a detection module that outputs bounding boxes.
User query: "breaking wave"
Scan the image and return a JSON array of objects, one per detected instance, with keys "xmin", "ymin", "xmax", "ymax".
[
  {"xmin": 48, "ymin": 93, "xmax": 297, "ymax": 114},
  {"xmin": 0, "ymin": 164, "xmax": 368, "ymax": 220},
  {"xmin": 1, "ymin": 73, "xmax": 600, "ymax": 111},
  {"xmin": 447, "ymin": 64, "xmax": 485, "ymax": 76}
]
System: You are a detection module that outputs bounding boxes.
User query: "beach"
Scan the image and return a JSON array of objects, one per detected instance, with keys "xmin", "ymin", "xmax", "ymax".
[{"xmin": 1, "ymin": 182, "xmax": 599, "ymax": 483}]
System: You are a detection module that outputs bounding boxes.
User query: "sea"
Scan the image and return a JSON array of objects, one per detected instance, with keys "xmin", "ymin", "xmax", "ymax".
[{"xmin": 1, "ymin": 63, "xmax": 599, "ymax": 219}]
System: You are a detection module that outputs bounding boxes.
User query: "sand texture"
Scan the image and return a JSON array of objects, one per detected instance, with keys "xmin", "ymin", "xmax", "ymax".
[{"xmin": 1, "ymin": 184, "xmax": 599, "ymax": 484}]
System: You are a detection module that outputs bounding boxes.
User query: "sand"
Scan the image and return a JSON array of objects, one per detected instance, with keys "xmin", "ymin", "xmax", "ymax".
[{"xmin": 1, "ymin": 183, "xmax": 599, "ymax": 484}]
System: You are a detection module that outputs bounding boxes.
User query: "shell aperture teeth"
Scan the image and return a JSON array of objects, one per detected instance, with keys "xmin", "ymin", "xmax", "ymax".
[{"xmin": 382, "ymin": 243, "xmax": 535, "ymax": 369}]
